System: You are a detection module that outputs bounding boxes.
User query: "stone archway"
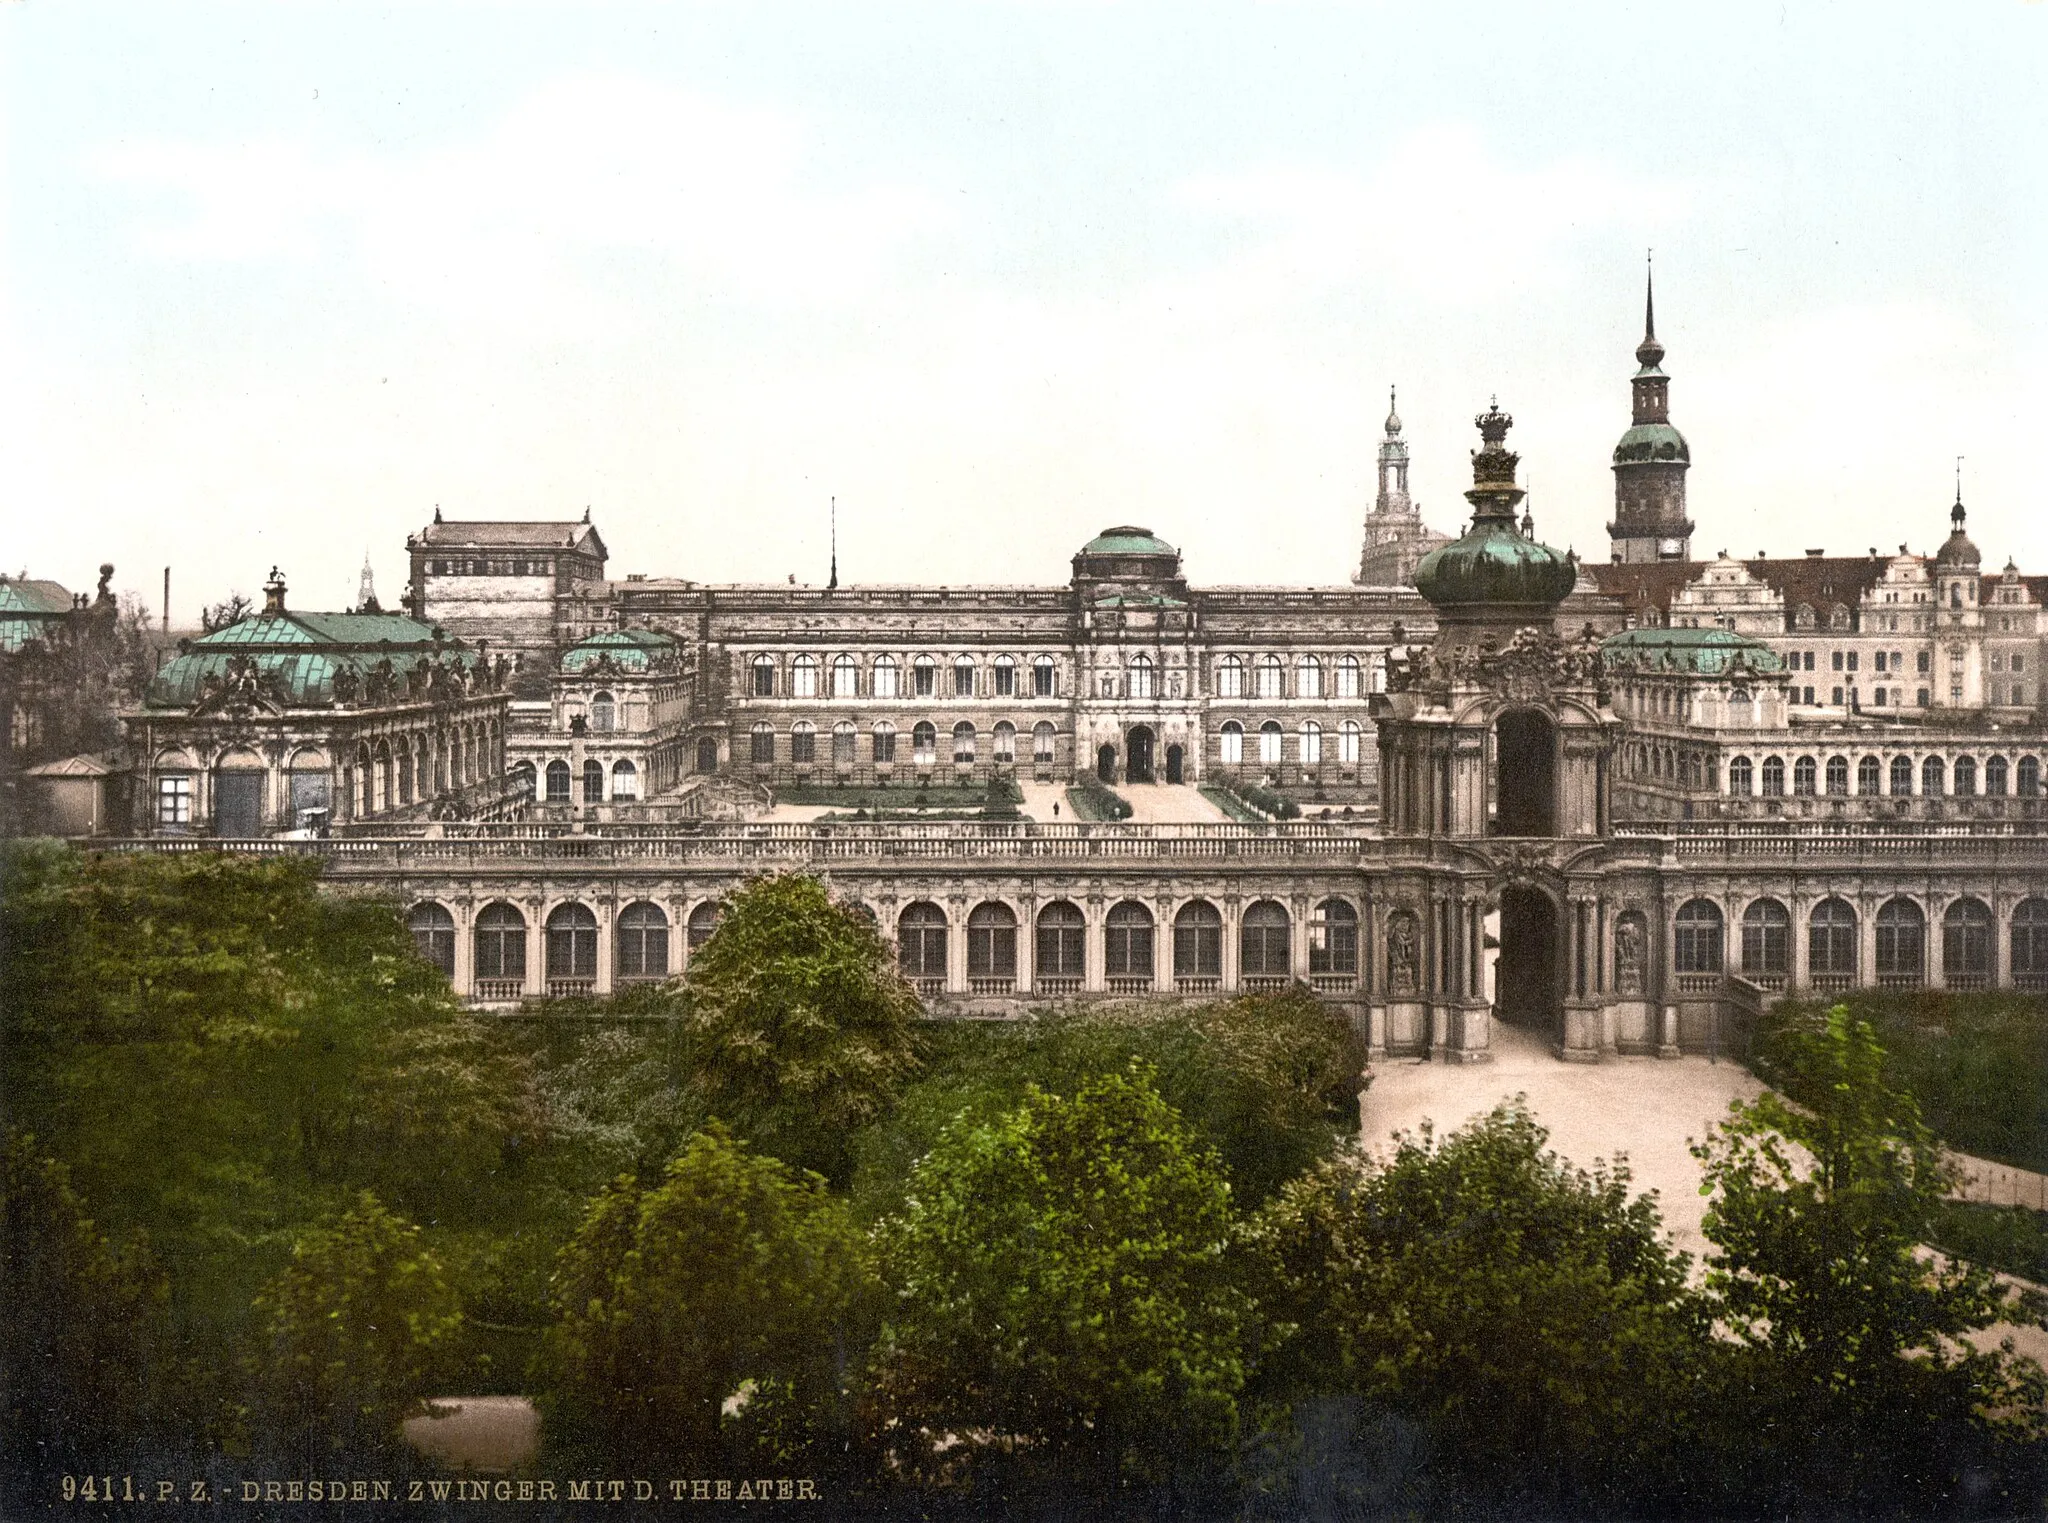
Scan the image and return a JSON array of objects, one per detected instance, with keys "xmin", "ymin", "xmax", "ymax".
[
  {"xmin": 1096, "ymin": 743, "xmax": 1118, "ymax": 784},
  {"xmin": 1496, "ymin": 884, "xmax": 1561, "ymax": 1041},
  {"xmin": 1495, "ymin": 709, "xmax": 1558, "ymax": 836},
  {"xmin": 1126, "ymin": 726, "xmax": 1156, "ymax": 783},
  {"xmin": 1165, "ymin": 743, "xmax": 1184, "ymax": 784}
]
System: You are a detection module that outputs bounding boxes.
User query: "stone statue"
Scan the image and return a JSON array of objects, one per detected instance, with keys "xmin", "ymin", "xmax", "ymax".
[
  {"xmin": 1387, "ymin": 913, "xmax": 1418, "ymax": 994},
  {"xmin": 1615, "ymin": 917, "xmax": 1644, "ymax": 995}
]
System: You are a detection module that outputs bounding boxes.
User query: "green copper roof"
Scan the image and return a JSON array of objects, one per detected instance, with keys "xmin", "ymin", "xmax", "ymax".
[
  {"xmin": 1079, "ymin": 526, "xmax": 1177, "ymax": 557},
  {"xmin": 1413, "ymin": 523, "xmax": 1577, "ymax": 611},
  {"xmin": 560, "ymin": 628, "xmax": 677, "ymax": 673},
  {"xmin": 1612, "ymin": 421, "xmax": 1690, "ymax": 466},
  {"xmin": 194, "ymin": 610, "xmax": 444, "ymax": 647},
  {"xmin": 1601, "ymin": 625, "xmax": 1785, "ymax": 677},
  {"xmin": 0, "ymin": 578, "xmax": 74, "ymax": 618}
]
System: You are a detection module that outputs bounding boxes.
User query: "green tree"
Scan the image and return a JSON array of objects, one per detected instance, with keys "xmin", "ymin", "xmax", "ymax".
[
  {"xmin": 1693, "ymin": 1004, "xmax": 2048, "ymax": 1513},
  {"xmin": 244, "ymin": 1192, "xmax": 463, "ymax": 1458},
  {"xmin": 870, "ymin": 1067, "xmax": 1249, "ymax": 1495},
  {"xmin": 1245, "ymin": 1102, "xmax": 1710, "ymax": 1516},
  {"xmin": 681, "ymin": 874, "xmax": 922, "ymax": 1181},
  {"xmin": 1, "ymin": 1132, "xmax": 170, "ymax": 1505},
  {"xmin": 543, "ymin": 1126, "xmax": 877, "ymax": 1470}
]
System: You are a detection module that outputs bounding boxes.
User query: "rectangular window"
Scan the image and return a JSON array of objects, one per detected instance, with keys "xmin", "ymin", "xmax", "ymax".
[
  {"xmin": 1846, "ymin": 652, "xmax": 1858, "ymax": 672},
  {"xmin": 1917, "ymin": 650, "xmax": 1931, "ymax": 673},
  {"xmin": 954, "ymin": 664, "xmax": 974, "ymax": 698},
  {"xmin": 1917, "ymin": 689, "xmax": 1930, "ymax": 706},
  {"xmin": 993, "ymin": 662, "xmax": 1016, "ymax": 697},
  {"xmin": 1033, "ymin": 661, "xmax": 1056, "ymax": 698},
  {"xmin": 157, "ymin": 775, "xmax": 192, "ymax": 826},
  {"xmin": 1832, "ymin": 651, "xmax": 1844, "ymax": 671},
  {"xmin": 2015, "ymin": 654, "xmax": 2026, "ymax": 673},
  {"xmin": 1832, "ymin": 686, "xmax": 1844, "ymax": 705},
  {"xmin": 914, "ymin": 662, "xmax": 936, "ymax": 698}
]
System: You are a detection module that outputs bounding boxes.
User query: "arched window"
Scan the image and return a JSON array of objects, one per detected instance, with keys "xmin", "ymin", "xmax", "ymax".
[
  {"xmin": 833, "ymin": 721, "xmax": 857, "ymax": 766},
  {"xmin": 1258, "ymin": 720, "xmax": 1283, "ymax": 766},
  {"xmin": 953, "ymin": 657, "xmax": 976, "ymax": 698},
  {"xmin": 546, "ymin": 759, "xmax": 572, "ymax": 803},
  {"xmin": 833, "ymin": 655, "xmax": 859, "ymax": 698},
  {"xmin": 791, "ymin": 655, "xmax": 819, "ymax": 698},
  {"xmin": 1922, "ymin": 756, "xmax": 1945, "ymax": 796},
  {"xmin": 1985, "ymin": 755, "xmax": 2009, "ymax": 795},
  {"xmin": 474, "ymin": 903, "xmax": 526, "ymax": 982},
  {"xmin": 1761, "ymin": 756, "xmax": 1785, "ymax": 796},
  {"xmin": 1793, "ymin": 756, "xmax": 1817, "ymax": 796},
  {"xmin": 1241, "ymin": 901, "xmax": 1292, "ymax": 981},
  {"xmin": 1875, "ymin": 899, "xmax": 1925, "ymax": 984},
  {"xmin": 872, "ymin": 655, "xmax": 899, "ymax": 699},
  {"xmin": 1825, "ymin": 755, "xmax": 1849, "ymax": 796},
  {"xmin": 1300, "ymin": 721, "xmax": 1322, "ymax": 766},
  {"xmin": 1296, "ymin": 655, "xmax": 1322, "ymax": 699},
  {"xmin": 591, "ymin": 691, "xmax": 616, "ymax": 733},
  {"xmin": 898, "ymin": 903, "xmax": 949, "ymax": 983},
  {"xmin": 1032, "ymin": 656, "xmax": 1057, "ymax": 697},
  {"xmin": 1220, "ymin": 721, "xmax": 1244, "ymax": 766},
  {"xmin": 1809, "ymin": 899, "xmax": 1858, "ymax": 981},
  {"xmin": 511, "ymin": 760, "xmax": 537, "ymax": 801},
  {"xmin": 394, "ymin": 739, "xmax": 413, "ymax": 806},
  {"xmin": 1336, "ymin": 654, "xmax": 1361, "ymax": 699},
  {"xmin": 687, "ymin": 902, "xmax": 722, "ymax": 952},
  {"xmin": 1256, "ymin": 655, "xmax": 1284, "ymax": 699},
  {"xmin": 610, "ymin": 759, "xmax": 639, "ymax": 800},
  {"xmin": 952, "ymin": 722, "xmax": 976, "ymax": 764},
  {"xmin": 1173, "ymin": 901, "xmax": 1222, "ymax": 981},
  {"xmin": 1793, "ymin": 603, "xmax": 1816, "ymax": 630},
  {"xmin": 1674, "ymin": 899, "xmax": 1724, "ymax": 974},
  {"xmin": 791, "ymin": 721, "xmax": 816, "ymax": 765},
  {"xmin": 1740, "ymin": 899, "xmax": 1790, "ymax": 978},
  {"xmin": 1105, "ymin": 902, "xmax": 1154, "ymax": 982},
  {"xmin": 2012, "ymin": 898, "xmax": 2048, "ymax": 987},
  {"xmin": 1729, "ymin": 756, "xmax": 1753, "ymax": 795},
  {"xmin": 1890, "ymin": 756, "xmax": 1914, "ymax": 795},
  {"xmin": 751, "ymin": 656, "xmax": 776, "ymax": 696},
  {"xmin": 1033, "ymin": 722, "xmax": 1056, "ymax": 765},
  {"xmin": 582, "ymin": 759, "xmax": 605, "ymax": 803},
  {"xmin": 993, "ymin": 722, "xmax": 1016, "ymax": 764},
  {"xmin": 1216, "ymin": 656, "xmax": 1244, "ymax": 698},
  {"xmin": 2019, "ymin": 756, "xmax": 2041, "ymax": 797},
  {"xmin": 1857, "ymin": 756, "xmax": 1881, "ymax": 795},
  {"xmin": 872, "ymin": 721, "xmax": 897, "ymax": 764},
  {"xmin": 912, "ymin": 655, "xmax": 937, "ymax": 698},
  {"xmin": 546, "ymin": 903, "xmax": 598, "ymax": 981},
  {"xmin": 1036, "ymin": 902, "xmax": 1086, "ymax": 982},
  {"xmin": 1128, "ymin": 654, "xmax": 1153, "ymax": 699},
  {"xmin": 408, "ymin": 902, "xmax": 456, "ymax": 977},
  {"xmin": 616, "ymin": 902, "xmax": 670, "ymax": 981},
  {"xmin": 1339, "ymin": 720, "xmax": 1363, "ymax": 767},
  {"xmin": 913, "ymin": 721, "xmax": 937, "ymax": 765},
  {"xmin": 1309, "ymin": 899, "xmax": 1358, "ymax": 976},
  {"xmin": 1941, "ymin": 899, "xmax": 1993, "ymax": 985},
  {"xmin": 992, "ymin": 655, "xmax": 1016, "ymax": 697},
  {"xmin": 1953, "ymin": 755, "xmax": 1977, "ymax": 796},
  {"xmin": 966, "ymin": 903, "xmax": 1017, "ymax": 984},
  {"xmin": 750, "ymin": 724, "xmax": 775, "ymax": 765}
]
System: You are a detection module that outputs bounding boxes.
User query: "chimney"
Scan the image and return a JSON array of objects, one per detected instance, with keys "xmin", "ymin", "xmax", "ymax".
[
  {"xmin": 1805, "ymin": 548, "xmax": 1824, "ymax": 558},
  {"xmin": 263, "ymin": 567, "xmax": 287, "ymax": 614}
]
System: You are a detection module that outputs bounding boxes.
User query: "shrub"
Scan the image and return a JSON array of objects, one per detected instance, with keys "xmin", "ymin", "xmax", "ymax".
[{"xmin": 1067, "ymin": 774, "xmax": 1133, "ymax": 820}]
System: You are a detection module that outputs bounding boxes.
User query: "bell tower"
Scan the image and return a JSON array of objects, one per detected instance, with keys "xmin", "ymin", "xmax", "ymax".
[{"xmin": 1607, "ymin": 264, "xmax": 1693, "ymax": 563}]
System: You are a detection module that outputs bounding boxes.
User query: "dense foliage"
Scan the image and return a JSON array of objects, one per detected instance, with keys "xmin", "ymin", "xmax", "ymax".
[
  {"xmin": 544, "ymin": 1127, "xmax": 876, "ymax": 1472},
  {"xmin": 1245, "ymin": 1103, "xmax": 1709, "ymax": 1515},
  {"xmin": 868, "ymin": 1068, "xmax": 1250, "ymax": 1495},
  {"xmin": 1754, "ymin": 990, "xmax": 2048, "ymax": 1170},
  {"xmin": 1698, "ymin": 1004, "xmax": 2048, "ymax": 1513},
  {"xmin": 1066, "ymin": 773, "xmax": 1133, "ymax": 819}
]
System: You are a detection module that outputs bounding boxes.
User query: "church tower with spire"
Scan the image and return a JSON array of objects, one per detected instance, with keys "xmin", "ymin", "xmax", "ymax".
[
  {"xmin": 1354, "ymin": 387, "xmax": 1450, "ymax": 585},
  {"xmin": 1607, "ymin": 266, "xmax": 1693, "ymax": 563}
]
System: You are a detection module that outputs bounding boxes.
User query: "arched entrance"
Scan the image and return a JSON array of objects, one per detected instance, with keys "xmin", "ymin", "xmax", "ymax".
[
  {"xmin": 1096, "ymin": 744, "xmax": 1118, "ymax": 783},
  {"xmin": 695, "ymin": 736, "xmax": 719, "ymax": 774},
  {"xmin": 1126, "ymin": 726, "xmax": 1156, "ymax": 783},
  {"xmin": 1496, "ymin": 885, "xmax": 1560, "ymax": 1039},
  {"xmin": 1494, "ymin": 709, "xmax": 1557, "ymax": 836},
  {"xmin": 1165, "ymin": 743, "xmax": 1184, "ymax": 784}
]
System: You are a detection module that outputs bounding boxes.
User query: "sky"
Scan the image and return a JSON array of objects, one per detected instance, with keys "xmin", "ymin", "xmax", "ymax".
[{"xmin": 5, "ymin": 2, "xmax": 2047, "ymax": 622}]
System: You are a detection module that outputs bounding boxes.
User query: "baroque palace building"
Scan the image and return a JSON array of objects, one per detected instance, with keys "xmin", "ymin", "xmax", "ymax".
[{"xmin": 101, "ymin": 280, "xmax": 2048, "ymax": 1060}]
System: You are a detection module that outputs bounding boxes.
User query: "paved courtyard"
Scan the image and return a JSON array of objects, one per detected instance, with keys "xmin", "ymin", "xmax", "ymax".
[{"xmin": 1359, "ymin": 1020, "xmax": 1768, "ymax": 1263}]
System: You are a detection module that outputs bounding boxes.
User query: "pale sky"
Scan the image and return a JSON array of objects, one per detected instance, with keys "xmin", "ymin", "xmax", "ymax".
[{"xmin": 5, "ymin": 3, "xmax": 2046, "ymax": 622}]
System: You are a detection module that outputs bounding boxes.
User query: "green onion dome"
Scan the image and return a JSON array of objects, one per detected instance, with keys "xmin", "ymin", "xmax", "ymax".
[{"xmin": 1414, "ymin": 401, "xmax": 1578, "ymax": 613}]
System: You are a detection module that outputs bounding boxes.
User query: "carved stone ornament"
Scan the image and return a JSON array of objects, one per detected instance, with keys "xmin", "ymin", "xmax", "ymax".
[
  {"xmin": 1387, "ymin": 622, "xmax": 1609, "ymax": 705},
  {"xmin": 1614, "ymin": 915, "xmax": 1645, "ymax": 996},
  {"xmin": 1495, "ymin": 839, "xmax": 1555, "ymax": 886}
]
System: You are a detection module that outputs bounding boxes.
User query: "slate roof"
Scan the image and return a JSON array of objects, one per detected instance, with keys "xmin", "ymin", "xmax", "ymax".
[{"xmin": 417, "ymin": 520, "xmax": 608, "ymax": 559}]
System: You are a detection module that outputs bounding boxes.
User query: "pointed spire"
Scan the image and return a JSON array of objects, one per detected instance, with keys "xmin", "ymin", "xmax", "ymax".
[
  {"xmin": 1384, "ymin": 385, "xmax": 1402, "ymax": 437},
  {"xmin": 1635, "ymin": 252, "xmax": 1665, "ymax": 372},
  {"xmin": 828, "ymin": 496, "xmax": 839, "ymax": 591},
  {"xmin": 1953, "ymin": 456, "xmax": 1966, "ymax": 527}
]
